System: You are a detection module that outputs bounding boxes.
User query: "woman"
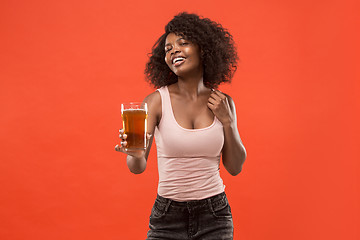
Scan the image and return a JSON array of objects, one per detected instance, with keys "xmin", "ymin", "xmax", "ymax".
[{"xmin": 115, "ymin": 12, "xmax": 246, "ymax": 240}]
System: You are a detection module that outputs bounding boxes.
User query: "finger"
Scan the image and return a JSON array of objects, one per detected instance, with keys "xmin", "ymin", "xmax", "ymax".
[
  {"xmin": 210, "ymin": 93, "xmax": 223, "ymax": 103},
  {"xmin": 209, "ymin": 92, "xmax": 222, "ymax": 102},
  {"xmin": 146, "ymin": 133, "xmax": 152, "ymax": 139},
  {"xmin": 146, "ymin": 135, "xmax": 151, "ymax": 149},
  {"xmin": 213, "ymin": 90, "xmax": 227, "ymax": 100},
  {"xmin": 145, "ymin": 133, "xmax": 153, "ymax": 149},
  {"xmin": 207, "ymin": 102, "xmax": 215, "ymax": 111},
  {"xmin": 115, "ymin": 144, "xmax": 128, "ymax": 154},
  {"xmin": 115, "ymin": 144, "xmax": 121, "ymax": 151},
  {"xmin": 118, "ymin": 133, "xmax": 127, "ymax": 140},
  {"xmin": 208, "ymin": 99, "xmax": 221, "ymax": 111},
  {"xmin": 208, "ymin": 97, "xmax": 217, "ymax": 105}
]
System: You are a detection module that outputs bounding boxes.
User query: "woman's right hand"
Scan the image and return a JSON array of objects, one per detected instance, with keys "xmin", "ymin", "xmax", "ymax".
[{"xmin": 114, "ymin": 129, "xmax": 150, "ymax": 159}]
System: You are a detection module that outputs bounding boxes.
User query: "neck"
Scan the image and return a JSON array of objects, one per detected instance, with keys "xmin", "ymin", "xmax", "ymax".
[{"xmin": 175, "ymin": 75, "xmax": 208, "ymax": 99}]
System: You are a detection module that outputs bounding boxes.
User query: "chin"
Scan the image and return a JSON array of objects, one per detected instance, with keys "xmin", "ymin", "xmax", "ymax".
[{"xmin": 173, "ymin": 68, "xmax": 197, "ymax": 77}]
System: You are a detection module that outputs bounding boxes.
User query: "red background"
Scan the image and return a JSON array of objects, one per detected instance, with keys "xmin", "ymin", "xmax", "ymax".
[{"xmin": 1, "ymin": 0, "xmax": 359, "ymax": 239}]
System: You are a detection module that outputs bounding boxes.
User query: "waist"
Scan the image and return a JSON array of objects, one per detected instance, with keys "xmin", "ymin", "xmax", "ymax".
[
  {"xmin": 156, "ymin": 192, "xmax": 227, "ymax": 210},
  {"xmin": 157, "ymin": 162, "xmax": 225, "ymax": 201}
]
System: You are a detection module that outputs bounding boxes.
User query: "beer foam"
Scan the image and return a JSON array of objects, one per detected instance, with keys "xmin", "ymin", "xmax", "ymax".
[{"xmin": 122, "ymin": 108, "xmax": 146, "ymax": 111}]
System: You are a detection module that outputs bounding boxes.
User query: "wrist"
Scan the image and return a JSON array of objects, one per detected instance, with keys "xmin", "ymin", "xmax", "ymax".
[{"xmin": 222, "ymin": 120, "xmax": 236, "ymax": 129}]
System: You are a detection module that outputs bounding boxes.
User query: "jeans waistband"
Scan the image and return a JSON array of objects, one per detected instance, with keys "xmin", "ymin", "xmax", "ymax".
[{"xmin": 156, "ymin": 192, "xmax": 227, "ymax": 209}]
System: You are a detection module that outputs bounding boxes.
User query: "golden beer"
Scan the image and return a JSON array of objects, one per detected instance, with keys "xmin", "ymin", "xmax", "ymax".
[{"xmin": 121, "ymin": 103, "xmax": 148, "ymax": 150}]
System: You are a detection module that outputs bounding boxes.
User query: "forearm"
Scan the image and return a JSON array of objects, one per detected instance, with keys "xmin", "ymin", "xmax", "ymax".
[
  {"xmin": 126, "ymin": 155, "xmax": 147, "ymax": 174},
  {"xmin": 222, "ymin": 122, "xmax": 247, "ymax": 176}
]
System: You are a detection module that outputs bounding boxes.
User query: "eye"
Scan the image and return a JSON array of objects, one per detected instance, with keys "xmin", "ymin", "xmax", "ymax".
[
  {"xmin": 180, "ymin": 42, "xmax": 189, "ymax": 46},
  {"xmin": 165, "ymin": 47, "xmax": 172, "ymax": 53}
]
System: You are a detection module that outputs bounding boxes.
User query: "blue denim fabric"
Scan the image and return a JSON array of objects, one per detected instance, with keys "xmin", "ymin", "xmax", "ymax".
[{"xmin": 146, "ymin": 192, "xmax": 233, "ymax": 240}]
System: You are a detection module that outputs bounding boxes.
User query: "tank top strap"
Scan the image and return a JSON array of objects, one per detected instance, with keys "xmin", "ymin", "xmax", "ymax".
[{"xmin": 156, "ymin": 86, "xmax": 172, "ymax": 122}]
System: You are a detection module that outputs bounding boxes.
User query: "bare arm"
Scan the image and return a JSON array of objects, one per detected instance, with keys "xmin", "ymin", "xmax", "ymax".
[
  {"xmin": 115, "ymin": 91, "xmax": 161, "ymax": 174},
  {"xmin": 208, "ymin": 91, "xmax": 246, "ymax": 176}
]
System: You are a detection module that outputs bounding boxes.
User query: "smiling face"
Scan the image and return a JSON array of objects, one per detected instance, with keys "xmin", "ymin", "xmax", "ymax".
[{"xmin": 164, "ymin": 33, "xmax": 203, "ymax": 78}]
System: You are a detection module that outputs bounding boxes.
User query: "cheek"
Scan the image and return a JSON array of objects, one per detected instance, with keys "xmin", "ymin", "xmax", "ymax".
[
  {"xmin": 187, "ymin": 48, "xmax": 201, "ymax": 62},
  {"xmin": 190, "ymin": 52, "xmax": 202, "ymax": 65},
  {"xmin": 164, "ymin": 55, "xmax": 171, "ymax": 66}
]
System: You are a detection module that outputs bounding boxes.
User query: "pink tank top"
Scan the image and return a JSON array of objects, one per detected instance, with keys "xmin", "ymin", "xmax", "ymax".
[{"xmin": 154, "ymin": 86, "xmax": 225, "ymax": 201}]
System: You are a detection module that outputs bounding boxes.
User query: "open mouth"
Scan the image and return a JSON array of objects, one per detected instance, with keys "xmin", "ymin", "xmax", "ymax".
[{"xmin": 172, "ymin": 57, "xmax": 185, "ymax": 66}]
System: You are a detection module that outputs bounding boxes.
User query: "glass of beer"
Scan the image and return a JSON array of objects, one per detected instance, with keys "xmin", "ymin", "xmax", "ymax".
[{"xmin": 121, "ymin": 102, "xmax": 148, "ymax": 151}]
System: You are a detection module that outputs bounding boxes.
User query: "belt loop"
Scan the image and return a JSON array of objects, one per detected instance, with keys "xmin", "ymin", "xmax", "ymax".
[
  {"xmin": 207, "ymin": 198, "xmax": 214, "ymax": 213},
  {"xmin": 165, "ymin": 199, "xmax": 172, "ymax": 212}
]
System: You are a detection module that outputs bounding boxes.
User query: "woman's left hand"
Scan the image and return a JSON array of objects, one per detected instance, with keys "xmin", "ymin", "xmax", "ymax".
[{"xmin": 207, "ymin": 90, "xmax": 234, "ymax": 126}]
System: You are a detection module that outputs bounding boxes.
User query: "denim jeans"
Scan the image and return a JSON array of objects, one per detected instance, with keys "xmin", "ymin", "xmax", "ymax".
[{"xmin": 146, "ymin": 192, "xmax": 233, "ymax": 240}]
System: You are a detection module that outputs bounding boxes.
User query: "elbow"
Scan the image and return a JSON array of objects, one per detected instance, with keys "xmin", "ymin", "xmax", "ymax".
[
  {"xmin": 227, "ymin": 153, "xmax": 246, "ymax": 176},
  {"xmin": 126, "ymin": 156, "xmax": 147, "ymax": 174},
  {"xmin": 225, "ymin": 162, "xmax": 243, "ymax": 176},
  {"xmin": 129, "ymin": 167, "xmax": 146, "ymax": 174},
  {"xmin": 229, "ymin": 167, "xmax": 242, "ymax": 176}
]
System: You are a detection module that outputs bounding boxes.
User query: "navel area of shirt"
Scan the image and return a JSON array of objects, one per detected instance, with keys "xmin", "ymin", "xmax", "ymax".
[
  {"xmin": 154, "ymin": 86, "xmax": 225, "ymax": 201},
  {"xmin": 156, "ymin": 155, "xmax": 225, "ymax": 201}
]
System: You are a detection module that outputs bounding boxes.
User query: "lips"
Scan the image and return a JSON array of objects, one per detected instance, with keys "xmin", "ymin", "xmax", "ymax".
[
  {"xmin": 172, "ymin": 57, "xmax": 185, "ymax": 64},
  {"xmin": 171, "ymin": 56, "xmax": 186, "ymax": 66}
]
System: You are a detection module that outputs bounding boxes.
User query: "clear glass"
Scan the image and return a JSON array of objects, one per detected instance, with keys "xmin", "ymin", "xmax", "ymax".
[{"xmin": 121, "ymin": 102, "xmax": 148, "ymax": 151}]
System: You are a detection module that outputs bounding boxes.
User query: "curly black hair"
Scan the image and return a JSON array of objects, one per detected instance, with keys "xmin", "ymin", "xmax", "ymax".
[{"xmin": 145, "ymin": 12, "xmax": 238, "ymax": 89}]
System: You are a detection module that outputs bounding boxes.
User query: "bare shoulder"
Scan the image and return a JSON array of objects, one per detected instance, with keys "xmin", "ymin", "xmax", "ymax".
[
  {"xmin": 143, "ymin": 90, "xmax": 161, "ymax": 105},
  {"xmin": 223, "ymin": 92, "xmax": 234, "ymax": 102},
  {"xmin": 222, "ymin": 92, "xmax": 236, "ymax": 112}
]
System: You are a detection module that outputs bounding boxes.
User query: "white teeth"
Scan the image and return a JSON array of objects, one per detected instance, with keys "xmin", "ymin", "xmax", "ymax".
[{"xmin": 172, "ymin": 57, "xmax": 185, "ymax": 64}]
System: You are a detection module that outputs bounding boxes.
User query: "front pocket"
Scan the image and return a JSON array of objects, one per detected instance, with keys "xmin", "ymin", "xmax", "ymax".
[
  {"xmin": 211, "ymin": 198, "xmax": 233, "ymax": 218},
  {"xmin": 151, "ymin": 200, "xmax": 167, "ymax": 218}
]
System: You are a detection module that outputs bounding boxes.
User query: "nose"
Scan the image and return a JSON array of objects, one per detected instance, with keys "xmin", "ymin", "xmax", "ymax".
[{"xmin": 170, "ymin": 45, "xmax": 180, "ymax": 55}]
